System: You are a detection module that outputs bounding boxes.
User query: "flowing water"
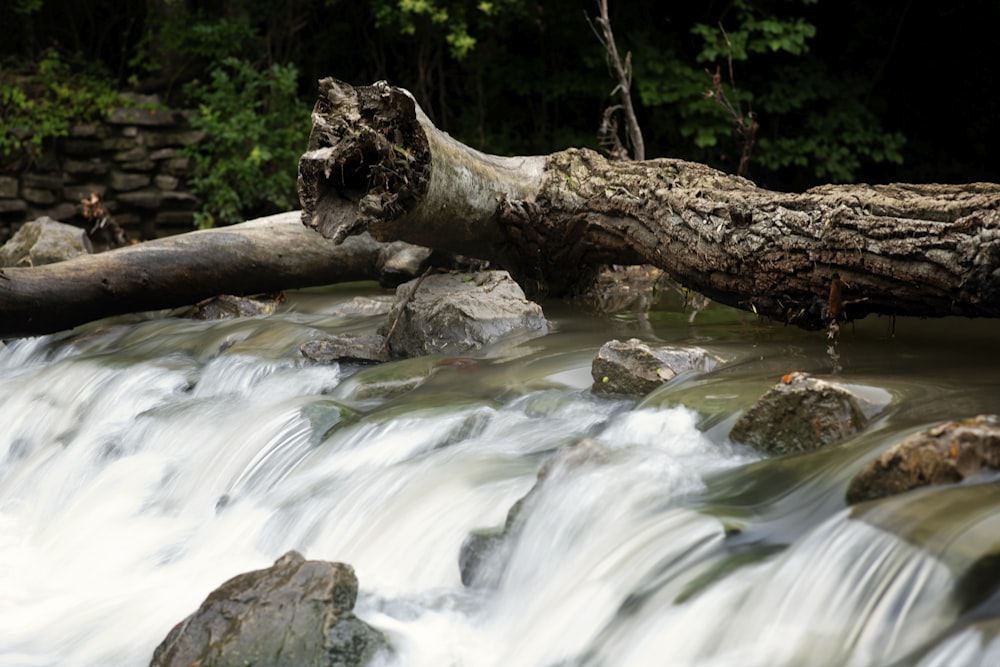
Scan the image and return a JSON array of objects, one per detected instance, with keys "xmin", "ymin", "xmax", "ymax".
[{"xmin": 1, "ymin": 283, "xmax": 1000, "ymax": 667}]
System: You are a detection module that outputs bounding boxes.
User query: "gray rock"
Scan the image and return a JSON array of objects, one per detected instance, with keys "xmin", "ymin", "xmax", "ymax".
[
  {"xmin": 101, "ymin": 136, "xmax": 138, "ymax": 151},
  {"xmin": 117, "ymin": 188, "xmax": 162, "ymax": 208},
  {"xmin": 113, "ymin": 146, "xmax": 150, "ymax": 162},
  {"xmin": 161, "ymin": 191, "xmax": 198, "ymax": 207},
  {"xmin": 63, "ymin": 158, "xmax": 110, "ymax": 176},
  {"xmin": 68, "ymin": 124, "xmax": 101, "ymax": 138},
  {"xmin": 377, "ymin": 241, "xmax": 433, "ymax": 286},
  {"xmin": 729, "ymin": 371, "xmax": 868, "ymax": 455},
  {"xmin": 154, "ymin": 174, "xmax": 180, "ymax": 190},
  {"xmin": 328, "ymin": 296, "xmax": 396, "ymax": 317},
  {"xmin": 846, "ymin": 415, "xmax": 1000, "ymax": 504},
  {"xmin": 0, "ymin": 199, "xmax": 27, "ymax": 214},
  {"xmin": 380, "ymin": 270, "xmax": 547, "ymax": 358},
  {"xmin": 163, "ymin": 156, "xmax": 192, "ymax": 174},
  {"xmin": 110, "ymin": 170, "xmax": 151, "ymax": 192},
  {"xmin": 301, "ymin": 333, "xmax": 391, "ymax": 365},
  {"xmin": 591, "ymin": 338, "xmax": 720, "ymax": 396},
  {"xmin": 149, "ymin": 148, "xmax": 178, "ymax": 160},
  {"xmin": 20, "ymin": 187, "xmax": 57, "ymax": 205},
  {"xmin": 146, "ymin": 130, "xmax": 205, "ymax": 149},
  {"xmin": 0, "ymin": 176, "xmax": 18, "ymax": 198},
  {"xmin": 185, "ymin": 293, "xmax": 285, "ymax": 320},
  {"xmin": 22, "ymin": 173, "xmax": 64, "ymax": 190},
  {"xmin": 109, "ymin": 106, "xmax": 180, "ymax": 126},
  {"xmin": 0, "ymin": 217, "xmax": 90, "ymax": 267},
  {"xmin": 150, "ymin": 550, "xmax": 389, "ymax": 667}
]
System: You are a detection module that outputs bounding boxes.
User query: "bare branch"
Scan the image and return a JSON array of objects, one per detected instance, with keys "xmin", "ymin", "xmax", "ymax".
[
  {"xmin": 704, "ymin": 23, "xmax": 759, "ymax": 178},
  {"xmin": 593, "ymin": 0, "xmax": 645, "ymax": 161}
]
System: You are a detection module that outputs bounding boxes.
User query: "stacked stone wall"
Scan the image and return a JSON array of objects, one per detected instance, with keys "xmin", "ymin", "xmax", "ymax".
[{"xmin": 0, "ymin": 95, "xmax": 202, "ymax": 243}]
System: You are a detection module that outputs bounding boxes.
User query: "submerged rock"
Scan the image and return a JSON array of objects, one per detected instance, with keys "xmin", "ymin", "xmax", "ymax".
[
  {"xmin": 846, "ymin": 415, "xmax": 1000, "ymax": 504},
  {"xmin": 586, "ymin": 264, "xmax": 664, "ymax": 315},
  {"xmin": 380, "ymin": 270, "xmax": 547, "ymax": 358},
  {"xmin": 327, "ymin": 295, "xmax": 396, "ymax": 317},
  {"xmin": 149, "ymin": 550, "xmax": 389, "ymax": 667},
  {"xmin": 186, "ymin": 293, "xmax": 285, "ymax": 319},
  {"xmin": 591, "ymin": 338, "xmax": 720, "ymax": 396},
  {"xmin": 0, "ymin": 217, "xmax": 90, "ymax": 267},
  {"xmin": 460, "ymin": 438, "xmax": 609, "ymax": 588},
  {"xmin": 729, "ymin": 371, "xmax": 868, "ymax": 455},
  {"xmin": 301, "ymin": 333, "xmax": 391, "ymax": 365}
]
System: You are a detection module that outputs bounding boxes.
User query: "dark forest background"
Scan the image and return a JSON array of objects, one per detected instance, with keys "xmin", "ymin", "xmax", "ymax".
[{"xmin": 3, "ymin": 0, "xmax": 997, "ymax": 225}]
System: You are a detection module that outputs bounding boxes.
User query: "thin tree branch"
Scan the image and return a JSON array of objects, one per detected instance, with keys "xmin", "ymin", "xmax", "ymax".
[
  {"xmin": 592, "ymin": 0, "xmax": 645, "ymax": 161},
  {"xmin": 705, "ymin": 24, "xmax": 759, "ymax": 178}
]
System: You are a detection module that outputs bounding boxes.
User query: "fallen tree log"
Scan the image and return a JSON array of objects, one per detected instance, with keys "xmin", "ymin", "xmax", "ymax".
[
  {"xmin": 0, "ymin": 212, "xmax": 401, "ymax": 339},
  {"xmin": 298, "ymin": 78, "xmax": 1000, "ymax": 330}
]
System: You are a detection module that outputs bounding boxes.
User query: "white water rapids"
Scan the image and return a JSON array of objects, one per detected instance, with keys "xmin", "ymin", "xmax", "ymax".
[{"xmin": 1, "ymin": 297, "xmax": 999, "ymax": 666}]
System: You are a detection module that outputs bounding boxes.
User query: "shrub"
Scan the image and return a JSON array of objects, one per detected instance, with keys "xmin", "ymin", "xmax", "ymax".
[
  {"xmin": 183, "ymin": 57, "xmax": 310, "ymax": 228},
  {"xmin": 0, "ymin": 49, "xmax": 123, "ymax": 164}
]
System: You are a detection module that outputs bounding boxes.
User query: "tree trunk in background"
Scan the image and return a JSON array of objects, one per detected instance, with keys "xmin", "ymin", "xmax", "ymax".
[{"xmin": 299, "ymin": 78, "xmax": 1000, "ymax": 330}]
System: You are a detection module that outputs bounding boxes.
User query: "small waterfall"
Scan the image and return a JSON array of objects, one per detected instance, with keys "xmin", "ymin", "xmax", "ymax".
[{"xmin": 0, "ymin": 310, "xmax": 996, "ymax": 667}]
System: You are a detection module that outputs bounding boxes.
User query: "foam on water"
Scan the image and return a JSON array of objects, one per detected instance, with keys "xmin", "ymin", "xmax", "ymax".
[{"xmin": 0, "ymin": 321, "xmax": 981, "ymax": 667}]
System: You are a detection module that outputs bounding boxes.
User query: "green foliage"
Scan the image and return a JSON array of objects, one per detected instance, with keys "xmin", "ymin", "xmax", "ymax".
[
  {"xmin": 373, "ymin": 0, "xmax": 522, "ymax": 59},
  {"xmin": 753, "ymin": 63, "xmax": 904, "ymax": 182},
  {"xmin": 634, "ymin": 0, "xmax": 903, "ymax": 184},
  {"xmin": 637, "ymin": 50, "xmax": 739, "ymax": 152},
  {"xmin": 128, "ymin": 12, "xmax": 256, "ymax": 86},
  {"xmin": 691, "ymin": 3, "xmax": 816, "ymax": 63},
  {"xmin": 6, "ymin": 0, "xmax": 990, "ymax": 195},
  {"xmin": 0, "ymin": 49, "xmax": 122, "ymax": 161},
  {"xmin": 183, "ymin": 58, "xmax": 310, "ymax": 228},
  {"xmin": 11, "ymin": 0, "xmax": 43, "ymax": 14}
]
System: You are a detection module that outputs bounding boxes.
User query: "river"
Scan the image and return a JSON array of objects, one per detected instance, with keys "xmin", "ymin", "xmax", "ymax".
[{"xmin": 1, "ymin": 282, "xmax": 999, "ymax": 666}]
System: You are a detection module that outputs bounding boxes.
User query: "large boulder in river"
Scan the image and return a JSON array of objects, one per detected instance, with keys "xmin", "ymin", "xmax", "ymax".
[
  {"xmin": 846, "ymin": 415, "xmax": 1000, "ymax": 504},
  {"xmin": 0, "ymin": 217, "xmax": 91, "ymax": 267},
  {"xmin": 379, "ymin": 270, "xmax": 547, "ymax": 358},
  {"xmin": 591, "ymin": 338, "xmax": 720, "ymax": 396},
  {"xmin": 729, "ymin": 371, "xmax": 868, "ymax": 455},
  {"xmin": 150, "ymin": 550, "xmax": 389, "ymax": 667}
]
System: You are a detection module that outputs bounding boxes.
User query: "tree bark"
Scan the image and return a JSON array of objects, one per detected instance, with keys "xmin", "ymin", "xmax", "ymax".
[
  {"xmin": 299, "ymin": 78, "xmax": 1000, "ymax": 330},
  {"xmin": 0, "ymin": 212, "xmax": 386, "ymax": 339}
]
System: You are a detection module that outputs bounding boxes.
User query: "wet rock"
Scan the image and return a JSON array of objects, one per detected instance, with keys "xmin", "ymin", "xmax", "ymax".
[
  {"xmin": 150, "ymin": 550, "xmax": 389, "ymax": 667},
  {"xmin": 458, "ymin": 530, "xmax": 507, "ymax": 588},
  {"xmin": 846, "ymin": 415, "xmax": 1000, "ymax": 504},
  {"xmin": 460, "ymin": 438, "xmax": 609, "ymax": 587},
  {"xmin": 591, "ymin": 338, "xmax": 720, "ymax": 396},
  {"xmin": 301, "ymin": 333, "xmax": 391, "ymax": 365},
  {"xmin": 380, "ymin": 270, "xmax": 547, "ymax": 358},
  {"xmin": 186, "ymin": 293, "xmax": 285, "ymax": 320},
  {"xmin": 0, "ymin": 217, "xmax": 90, "ymax": 267},
  {"xmin": 328, "ymin": 295, "xmax": 396, "ymax": 317},
  {"xmin": 375, "ymin": 242, "xmax": 489, "ymax": 288},
  {"xmin": 729, "ymin": 371, "xmax": 868, "ymax": 455},
  {"xmin": 587, "ymin": 264, "xmax": 664, "ymax": 315},
  {"xmin": 376, "ymin": 241, "xmax": 433, "ymax": 286}
]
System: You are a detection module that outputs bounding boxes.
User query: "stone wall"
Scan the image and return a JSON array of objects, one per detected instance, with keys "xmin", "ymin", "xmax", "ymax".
[{"xmin": 0, "ymin": 94, "xmax": 202, "ymax": 244}]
